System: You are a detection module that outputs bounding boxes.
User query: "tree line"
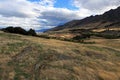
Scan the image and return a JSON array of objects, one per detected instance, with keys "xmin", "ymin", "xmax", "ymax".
[{"xmin": 1, "ymin": 26, "xmax": 36, "ymax": 36}]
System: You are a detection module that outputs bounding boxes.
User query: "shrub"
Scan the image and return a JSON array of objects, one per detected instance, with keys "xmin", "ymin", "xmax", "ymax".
[
  {"xmin": 27, "ymin": 29, "xmax": 36, "ymax": 36},
  {"xmin": 38, "ymin": 35, "xmax": 51, "ymax": 39},
  {"xmin": 2, "ymin": 26, "xmax": 14, "ymax": 33},
  {"xmin": 93, "ymin": 32, "xmax": 120, "ymax": 39},
  {"xmin": 2, "ymin": 26, "xmax": 27, "ymax": 35},
  {"xmin": 2, "ymin": 26, "xmax": 37, "ymax": 36},
  {"xmin": 14, "ymin": 27, "xmax": 28, "ymax": 35},
  {"xmin": 72, "ymin": 34, "xmax": 90, "ymax": 40}
]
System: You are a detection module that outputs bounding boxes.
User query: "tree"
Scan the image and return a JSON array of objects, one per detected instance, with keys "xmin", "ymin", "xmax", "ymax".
[
  {"xmin": 14, "ymin": 27, "xmax": 27, "ymax": 35},
  {"xmin": 27, "ymin": 28, "xmax": 36, "ymax": 36},
  {"xmin": 2, "ymin": 26, "xmax": 14, "ymax": 33},
  {"xmin": 2, "ymin": 27, "xmax": 37, "ymax": 36}
]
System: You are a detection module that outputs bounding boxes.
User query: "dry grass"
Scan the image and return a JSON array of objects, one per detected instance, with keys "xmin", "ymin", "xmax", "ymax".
[
  {"xmin": 93, "ymin": 28, "xmax": 120, "ymax": 32},
  {"xmin": 0, "ymin": 31, "xmax": 120, "ymax": 80}
]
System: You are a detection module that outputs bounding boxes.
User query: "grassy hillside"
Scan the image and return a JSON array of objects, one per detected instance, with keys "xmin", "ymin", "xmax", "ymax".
[
  {"xmin": 45, "ymin": 7, "xmax": 120, "ymax": 40},
  {"xmin": 0, "ymin": 31, "xmax": 120, "ymax": 80}
]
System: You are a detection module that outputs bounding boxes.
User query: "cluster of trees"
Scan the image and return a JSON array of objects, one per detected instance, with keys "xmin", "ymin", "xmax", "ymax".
[
  {"xmin": 93, "ymin": 32, "xmax": 120, "ymax": 39},
  {"xmin": 1, "ymin": 26, "xmax": 36, "ymax": 36},
  {"xmin": 72, "ymin": 30, "xmax": 120, "ymax": 40},
  {"xmin": 73, "ymin": 33, "xmax": 91, "ymax": 40}
]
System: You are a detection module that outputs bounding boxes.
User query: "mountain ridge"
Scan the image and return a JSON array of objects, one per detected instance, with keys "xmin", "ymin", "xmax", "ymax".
[{"xmin": 46, "ymin": 6, "xmax": 120, "ymax": 32}]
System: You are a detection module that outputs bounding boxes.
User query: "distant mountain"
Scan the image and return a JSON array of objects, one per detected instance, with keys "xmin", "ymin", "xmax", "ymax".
[
  {"xmin": 46, "ymin": 6, "xmax": 120, "ymax": 32},
  {"xmin": 36, "ymin": 29, "xmax": 49, "ymax": 32}
]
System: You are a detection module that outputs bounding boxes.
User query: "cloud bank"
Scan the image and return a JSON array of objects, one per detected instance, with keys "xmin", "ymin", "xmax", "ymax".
[
  {"xmin": 73, "ymin": 0, "xmax": 120, "ymax": 14},
  {"xmin": 0, "ymin": 0, "xmax": 120, "ymax": 30}
]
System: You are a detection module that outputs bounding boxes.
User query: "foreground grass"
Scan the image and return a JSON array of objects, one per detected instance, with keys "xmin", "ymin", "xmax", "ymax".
[{"xmin": 0, "ymin": 31, "xmax": 120, "ymax": 80}]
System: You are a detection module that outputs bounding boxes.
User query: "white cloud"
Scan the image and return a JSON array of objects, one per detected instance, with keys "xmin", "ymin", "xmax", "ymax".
[
  {"xmin": 0, "ymin": 15, "xmax": 40, "ymax": 30},
  {"xmin": 0, "ymin": 0, "xmax": 41, "ymax": 30},
  {"xmin": 0, "ymin": 0, "xmax": 120, "ymax": 30},
  {"xmin": 40, "ymin": 7, "xmax": 82, "ymax": 26},
  {"xmin": 0, "ymin": 0, "xmax": 84, "ymax": 30},
  {"xmin": 73, "ymin": 0, "xmax": 120, "ymax": 14},
  {"xmin": 0, "ymin": 0, "xmax": 39, "ymax": 18}
]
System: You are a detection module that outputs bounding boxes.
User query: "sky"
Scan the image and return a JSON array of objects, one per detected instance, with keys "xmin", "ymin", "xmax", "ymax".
[{"xmin": 0, "ymin": 0, "xmax": 120, "ymax": 30}]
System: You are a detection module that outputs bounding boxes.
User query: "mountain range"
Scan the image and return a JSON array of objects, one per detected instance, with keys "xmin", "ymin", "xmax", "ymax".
[{"xmin": 46, "ymin": 6, "xmax": 120, "ymax": 32}]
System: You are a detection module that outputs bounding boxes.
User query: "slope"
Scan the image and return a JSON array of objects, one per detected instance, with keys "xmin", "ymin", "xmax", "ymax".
[
  {"xmin": 47, "ymin": 6, "xmax": 120, "ymax": 32},
  {"xmin": 0, "ymin": 31, "xmax": 120, "ymax": 80}
]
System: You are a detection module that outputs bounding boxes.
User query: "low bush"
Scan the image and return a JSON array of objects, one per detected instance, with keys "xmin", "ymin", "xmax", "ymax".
[
  {"xmin": 93, "ymin": 33, "xmax": 120, "ymax": 39},
  {"xmin": 27, "ymin": 29, "xmax": 36, "ymax": 36},
  {"xmin": 2, "ymin": 26, "xmax": 37, "ymax": 36}
]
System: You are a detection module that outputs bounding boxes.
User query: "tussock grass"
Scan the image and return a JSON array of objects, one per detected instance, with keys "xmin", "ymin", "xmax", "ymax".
[{"xmin": 0, "ymin": 31, "xmax": 120, "ymax": 80}]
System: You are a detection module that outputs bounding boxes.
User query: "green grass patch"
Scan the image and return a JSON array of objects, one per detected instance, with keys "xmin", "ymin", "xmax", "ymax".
[
  {"xmin": 87, "ymin": 46, "xmax": 120, "ymax": 57},
  {"xmin": 0, "ymin": 32, "xmax": 21, "ymax": 40},
  {"xmin": 103, "ymin": 47, "xmax": 120, "ymax": 57},
  {"xmin": 87, "ymin": 46, "xmax": 104, "ymax": 51},
  {"xmin": 0, "ymin": 42, "xmax": 28, "ymax": 54},
  {"xmin": 14, "ymin": 67, "xmax": 31, "ymax": 80}
]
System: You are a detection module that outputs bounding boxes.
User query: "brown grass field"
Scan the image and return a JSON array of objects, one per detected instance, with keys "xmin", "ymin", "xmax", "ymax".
[{"xmin": 0, "ymin": 31, "xmax": 120, "ymax": 80}]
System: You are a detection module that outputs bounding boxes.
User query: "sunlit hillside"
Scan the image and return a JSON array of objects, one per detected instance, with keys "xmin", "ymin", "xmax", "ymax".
[{"xmin": 0, "ymin": 31, "xmax": 120, "ymax": 80}]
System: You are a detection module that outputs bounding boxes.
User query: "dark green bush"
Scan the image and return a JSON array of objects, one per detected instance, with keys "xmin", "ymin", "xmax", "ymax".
[
  {"xmin": 38, "ymin": 35, "xmax": 51, "ymax": 39},
  {"xmin": 2, "ymin": 26, "xmax": 14, "ymax": 33},
  {"xmin": 72, "ymin": 32, "xmax": 92, "ymax": 41},
  {"xmin": 27, "ymin": 29, "xmax": 36, "ymax": 36},
  {"xmin": 93, "ymin": 33, "xmax": 120, "ymax": 39},
  {"xmin": 14, "ymin": 27, "xmax": 28, "ymax": 35},
  {"xmin": 2, "ymin": 26, "xmax": 37, "ymax": 36}
]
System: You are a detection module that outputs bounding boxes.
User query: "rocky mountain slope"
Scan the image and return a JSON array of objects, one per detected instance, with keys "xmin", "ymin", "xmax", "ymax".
[{"xmin": 47, "ymin": 6, "xmax": 120, "ymax": 32}]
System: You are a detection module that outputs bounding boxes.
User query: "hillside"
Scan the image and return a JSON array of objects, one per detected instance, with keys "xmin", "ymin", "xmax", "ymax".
[
  {"xmin": 0, "ymin": 31, "xmax": 120, "ymax": 80},
  {"xmin": 47, "ymin": 6, "xmax": 120, "ymax": 32}
]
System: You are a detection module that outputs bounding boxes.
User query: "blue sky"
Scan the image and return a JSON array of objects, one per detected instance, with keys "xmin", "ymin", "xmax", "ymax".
[
  {"xmin": 29, "ymin": 0, "xmax": 40, "ymax": 2},
  {"xmin": 29, "ymin": 0, "xmax": 78, "ymax": 10},
  {"xmin": 0, "ymin": 0, "xmax": 120, "ymax": 30},
  {"xmin": 54, "ymin": 0, "xmax": 78, "ymax": 10}
]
